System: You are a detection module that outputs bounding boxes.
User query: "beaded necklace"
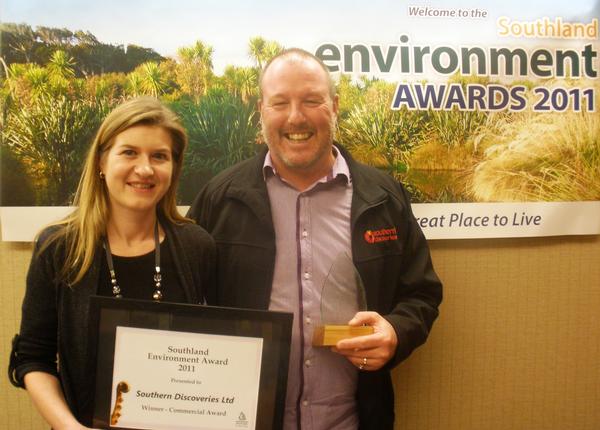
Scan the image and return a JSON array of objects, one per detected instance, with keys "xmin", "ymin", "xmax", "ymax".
[{"xmin": 103, "ymin": 221, "xmax": 163, "ymax": 301}]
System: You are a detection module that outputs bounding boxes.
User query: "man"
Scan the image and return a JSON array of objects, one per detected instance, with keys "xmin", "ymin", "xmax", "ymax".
[{"xmin": 188, "ymin": 48, "xmax": 442, "ymax": 430}]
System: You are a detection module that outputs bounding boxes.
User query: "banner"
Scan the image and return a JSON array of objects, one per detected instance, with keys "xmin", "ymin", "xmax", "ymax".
[
  {"xmin": 1, "ymin": 1, "xmax": 598, "ymax": 241},
  {"xmin": 3, "ymin": 202, "xmax": 600, "ymax": 241}
]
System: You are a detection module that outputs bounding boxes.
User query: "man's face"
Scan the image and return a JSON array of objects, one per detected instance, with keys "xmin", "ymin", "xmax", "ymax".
[{"xmin": 259, "ymin": 56, "xmax": 339, "ymax": 185}]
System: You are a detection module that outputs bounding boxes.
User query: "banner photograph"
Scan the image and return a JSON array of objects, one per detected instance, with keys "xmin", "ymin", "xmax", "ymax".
[{"xmin": 1, "ymin": 0, "xmax": 598, "ymax": 240}]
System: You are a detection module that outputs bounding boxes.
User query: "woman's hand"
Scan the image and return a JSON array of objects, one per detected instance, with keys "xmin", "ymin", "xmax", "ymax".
[{"xmin": 24, "ymin": 372, "xmax": 100, "ymax": 430}]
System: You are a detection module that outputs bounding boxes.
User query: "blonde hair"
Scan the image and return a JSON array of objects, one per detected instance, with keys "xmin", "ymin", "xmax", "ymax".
[{"xmin": 40, "ymin": 97, "xmax": 189, "ymax": 285}]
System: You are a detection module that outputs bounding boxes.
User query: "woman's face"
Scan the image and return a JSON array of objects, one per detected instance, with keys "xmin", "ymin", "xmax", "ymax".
[{"xmin": 100, "ymin": 125, "xmax": 174, "ymax": 219}]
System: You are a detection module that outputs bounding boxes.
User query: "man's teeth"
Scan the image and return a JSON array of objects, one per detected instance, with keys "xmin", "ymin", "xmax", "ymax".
[{"xmin": 287, "ymin": 133, "xmax": 311, "ymax": 140}]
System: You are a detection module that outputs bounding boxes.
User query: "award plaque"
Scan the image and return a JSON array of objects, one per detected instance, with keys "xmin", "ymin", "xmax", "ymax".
[
  {"xmin": 89, "ymin": 296, "xmax": 292, "ymax": 430},
  {"xmin": 312, "ymin": 253, "xmax": 374, "ymax": 346}
]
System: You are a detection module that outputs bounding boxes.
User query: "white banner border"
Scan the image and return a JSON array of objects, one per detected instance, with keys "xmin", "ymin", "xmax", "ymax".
[{"xmin": 2, "ymin": 202, "xmax": 599, "ymax": 242}]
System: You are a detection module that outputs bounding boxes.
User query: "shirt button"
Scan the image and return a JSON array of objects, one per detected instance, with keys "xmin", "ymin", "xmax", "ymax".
[
  {"xmin": 306, "ymin": 316, "xmax": 311, "ymax": 324},
  {"xmin": 302, "ymin": 230, "xmax": 308, "ymax": 238},
  {"xmin": 305, "ymin": 359, "xmax": 311, "ymax": 367},
  {"xmin": 304, "ymin": 272, "xmax": 310, "ymax": 280},
  {"xmin": 302, "ymin": 400, "xmax": 309, "ymax": 406}
]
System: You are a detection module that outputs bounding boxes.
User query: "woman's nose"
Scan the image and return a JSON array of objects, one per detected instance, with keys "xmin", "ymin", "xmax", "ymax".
[{"xmin": 134, "ymin": 160, "xmax": 154, "ymax": 176}]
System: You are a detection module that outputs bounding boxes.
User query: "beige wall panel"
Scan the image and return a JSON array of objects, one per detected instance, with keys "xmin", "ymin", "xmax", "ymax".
[
  {"xmin": 2, "ymin": 236, "xmax": 599, "ymax": 429},
  {"xmin": 1, "ymin": 242, "xmax": 46, "ymax": 429},
  {"xmin": 394, "ymin": 236, "xmax": 600, "ymax": 430}
]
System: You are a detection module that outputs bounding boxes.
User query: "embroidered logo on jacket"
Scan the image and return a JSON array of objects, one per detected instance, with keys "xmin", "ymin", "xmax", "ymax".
[{"xmin": 364, "ymin": 227, "xmax": 398, "ymax": 243}]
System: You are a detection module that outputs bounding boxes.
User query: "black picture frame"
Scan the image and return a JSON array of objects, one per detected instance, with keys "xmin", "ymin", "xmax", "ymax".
[{"xmin": 89, "ymin": 296, "xmax": 292, "ymax": 430}]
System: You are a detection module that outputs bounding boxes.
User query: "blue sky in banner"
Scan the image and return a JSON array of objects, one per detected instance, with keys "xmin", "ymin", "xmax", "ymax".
[{"xmin": 4, "ymin": 0, "xmax": 598, "ymax": 75}]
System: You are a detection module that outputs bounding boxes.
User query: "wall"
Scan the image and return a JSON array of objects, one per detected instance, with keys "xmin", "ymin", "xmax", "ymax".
[
  {"xmin": 2, "ymin": 236, "xmax": 599, "ymax": 429},
  {"xmin": 394, "ymin": 236, "xmax": 600, "ymax": 430},
  {"xmin": 1, "ymin": 242, "xmax": 46, "ymax": 428}
]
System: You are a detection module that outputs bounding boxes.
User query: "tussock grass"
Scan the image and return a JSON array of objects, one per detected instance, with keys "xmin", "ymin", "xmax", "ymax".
[
  {"xmin": 339, "ymin": 100, "xmax": 426, "ymax": 175},
  {"xmin": 470, "ymin": 94, "xmax": 599, "ymax": 201},
  {"xmin": 409, "ymin": 138, "xmax": 478, "ymax": 170}
]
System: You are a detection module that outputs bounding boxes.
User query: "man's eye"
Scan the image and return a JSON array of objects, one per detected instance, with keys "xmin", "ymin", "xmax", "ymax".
[{"xmin": 305, "ymin": 100, "xmax": 321, "ymax": 106}]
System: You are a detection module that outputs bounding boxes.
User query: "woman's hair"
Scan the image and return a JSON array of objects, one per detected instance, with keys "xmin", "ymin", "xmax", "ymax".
[{"xmin": 41, "ymin": 97, "xmax": 189, "ymax": 285}]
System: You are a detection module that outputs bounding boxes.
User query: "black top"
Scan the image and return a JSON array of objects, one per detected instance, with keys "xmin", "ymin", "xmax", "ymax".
[
  {"xmin": 9, "ymin": 221, "xmax": 216, "ymax": 426},
  {"xmin": 97, "ymin": 237, "xmax": 185, "ymax": 302}
]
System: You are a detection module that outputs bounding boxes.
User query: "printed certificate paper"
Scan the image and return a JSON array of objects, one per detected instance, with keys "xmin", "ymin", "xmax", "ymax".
[{"xmin": 110, "ymin": 326, "xmax": 263, "ymax": 430}]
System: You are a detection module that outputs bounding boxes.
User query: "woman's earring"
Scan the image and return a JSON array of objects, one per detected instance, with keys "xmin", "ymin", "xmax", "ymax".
[{"xmin": 99, "ymin": 171, "xmax": 105, "ymax": 180}]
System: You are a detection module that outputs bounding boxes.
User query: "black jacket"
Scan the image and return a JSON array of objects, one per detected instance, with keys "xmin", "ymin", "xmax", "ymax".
[
  {"xmin": 9, "ymin": 221, "xmax": 216, "ymax": 426},
  {"xmin": 188, "ymin": 145, "xmax": 442, "ymax": 430}
]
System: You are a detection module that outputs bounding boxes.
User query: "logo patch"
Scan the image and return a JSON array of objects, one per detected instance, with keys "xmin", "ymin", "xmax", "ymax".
[{"xmin": 364, "ymin": 227, "xmax": 398, "ymax": 243}]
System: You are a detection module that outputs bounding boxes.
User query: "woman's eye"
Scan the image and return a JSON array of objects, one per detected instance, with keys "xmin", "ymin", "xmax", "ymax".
[
  {"xmin": 153, "ymin": 152, "xmax": 170, "ymax": 161},
  {"xmin": 121, "ymin": 149, "xmax": 136, "ymax": 156}
]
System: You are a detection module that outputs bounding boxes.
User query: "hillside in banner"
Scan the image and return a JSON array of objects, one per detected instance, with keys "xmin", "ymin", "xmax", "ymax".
[{"xmin": 0, "ymin": 23, "xmax": 164, "ymax": 75}]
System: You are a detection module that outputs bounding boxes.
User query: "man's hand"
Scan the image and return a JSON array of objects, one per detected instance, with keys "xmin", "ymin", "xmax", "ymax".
[{"xmin": 331, "ymin": 311, "xmax": 398, "ymax": 371}]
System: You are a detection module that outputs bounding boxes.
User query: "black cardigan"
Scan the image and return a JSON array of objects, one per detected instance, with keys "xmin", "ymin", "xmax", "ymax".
[{"xmin": 9, "ymin": 221, "xmax": 216, "ymax": 426}]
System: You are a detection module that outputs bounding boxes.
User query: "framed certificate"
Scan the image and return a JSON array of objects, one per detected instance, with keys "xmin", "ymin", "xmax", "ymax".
[{"xmin": 89, "ymin": 296, "xmax": 292, "ymax": 430}]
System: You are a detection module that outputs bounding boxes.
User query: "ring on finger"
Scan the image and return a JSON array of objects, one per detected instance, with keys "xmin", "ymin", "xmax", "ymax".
[{"xmin": 358, "ymin": 357, "xmax": 368, "ymax": 371}]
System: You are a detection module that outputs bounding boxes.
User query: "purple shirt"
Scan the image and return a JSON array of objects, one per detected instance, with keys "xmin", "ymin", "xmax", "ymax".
[{"xmin": 264, "ymin": 148, "xmax": 359, "ymax": 430}]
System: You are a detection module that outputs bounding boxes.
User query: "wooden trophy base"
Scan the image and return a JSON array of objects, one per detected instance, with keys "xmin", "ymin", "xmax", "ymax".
[{"xmin": 312, "ymin": 325, "xmax": 375, "ymax": 346}]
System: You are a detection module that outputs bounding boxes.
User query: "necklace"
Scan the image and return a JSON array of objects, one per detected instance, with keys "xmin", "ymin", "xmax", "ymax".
[{"xmin": 103, "ymin": 221, "xmax": 163, "ymax": 301}]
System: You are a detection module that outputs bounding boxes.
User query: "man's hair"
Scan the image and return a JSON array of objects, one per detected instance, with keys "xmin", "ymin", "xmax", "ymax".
[{"xmin": 259, "ymin": 48, "xmax": 336, "ymax": 99}]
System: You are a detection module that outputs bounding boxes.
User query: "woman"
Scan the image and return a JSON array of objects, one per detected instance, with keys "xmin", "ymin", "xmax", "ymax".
[{"xmin": 8, "ymin": 97, "xmax": 215, "ymax": 429}]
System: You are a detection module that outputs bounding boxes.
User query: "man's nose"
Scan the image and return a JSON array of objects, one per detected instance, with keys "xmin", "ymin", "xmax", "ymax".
[{"xmin": 287, "ymin": 102, "xmax": 306, "ymax": 125}]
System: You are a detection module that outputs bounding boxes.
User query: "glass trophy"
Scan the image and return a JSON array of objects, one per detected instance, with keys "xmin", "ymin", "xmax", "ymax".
[{"xmin": 312, "ymin": 253, "xmax": 374, "ymax": 346}]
